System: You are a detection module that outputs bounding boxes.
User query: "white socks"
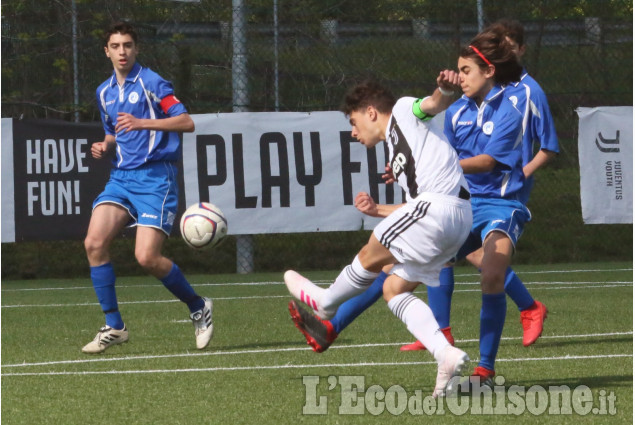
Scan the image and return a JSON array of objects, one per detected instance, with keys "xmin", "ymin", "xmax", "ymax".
[
  {"xmin": 388, "ymin": 292, "xmax": 450, "ymax": 362},
  {"xmin": 321, "ymin": 255, "xmax": 379, "ymax": 312}
]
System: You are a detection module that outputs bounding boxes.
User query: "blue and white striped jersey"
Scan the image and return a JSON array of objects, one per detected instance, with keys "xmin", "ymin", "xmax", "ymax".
[
  {"xmin": 96, "ymin": 62, "xmax": 188, "ymax": 169},
  {"xmin": 444, "ymin": 85, "xmax": 525, "ymax": 200}
]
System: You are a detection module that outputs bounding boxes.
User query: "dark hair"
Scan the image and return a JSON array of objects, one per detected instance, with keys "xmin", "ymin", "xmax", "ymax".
[
  {"xmin": 460, "ymin": 26, "xmax": 522, "ymax": 85},
  {"xmin": 484, "ymin": 19, "xmax": 526, "ymax": 49},
  {"xmin": 103, "ymin": 22, "xmax": 138, "ymax": 47},
  {"xmin": 340, "ymin": 79, "xmax": 396, "ymax": 116}
]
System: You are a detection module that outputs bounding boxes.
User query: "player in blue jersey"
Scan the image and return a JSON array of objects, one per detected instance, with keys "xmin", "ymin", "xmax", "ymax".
[
  {"xmin": 81, "ymin": 22, "xmax": 213, "ymax": 354},
  {"xmin": 401, "ymin": 19, "xmax": 558, "ymax": 352}
]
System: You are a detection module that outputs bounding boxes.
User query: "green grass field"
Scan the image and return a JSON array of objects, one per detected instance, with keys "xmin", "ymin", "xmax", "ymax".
[{"xmin": 2, "ymin": 262, "xmax": 632, "ymax": 424}]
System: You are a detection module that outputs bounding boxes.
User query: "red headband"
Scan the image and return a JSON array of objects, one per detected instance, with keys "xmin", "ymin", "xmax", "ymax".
[{"xmin": 469, "ymin": 45, "xmax": 493, "ymax": 66}]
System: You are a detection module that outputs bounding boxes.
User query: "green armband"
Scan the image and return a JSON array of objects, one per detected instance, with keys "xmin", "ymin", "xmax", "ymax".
[{"xmin": 412, "ymin": 98, "xmax": 434, "ymax": 121}]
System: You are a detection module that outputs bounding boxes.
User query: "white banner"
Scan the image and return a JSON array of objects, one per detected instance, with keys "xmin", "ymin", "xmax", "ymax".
[
  {"xmin": 182, "ymin": 112, "xmax": 405, "ymax": 234},
  {"xmin": 577, "ymin": 106, "xmax": 633, "ymax": 224}
]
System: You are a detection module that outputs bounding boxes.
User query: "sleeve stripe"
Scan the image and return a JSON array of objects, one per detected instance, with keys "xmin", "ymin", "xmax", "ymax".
[{"xmin": 159, "ymin": 94, "xmax": 181, "ymax": 114}]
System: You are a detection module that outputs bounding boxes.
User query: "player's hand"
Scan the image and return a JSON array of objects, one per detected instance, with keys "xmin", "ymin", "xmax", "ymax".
[
  {"xmin": 437, "ymin": 69, "xmax": 460, "ymax": 93},
  {"xmin": 115, "ymin": 112, "xmax": 142, "ymax": 133},
  {"xmin": 90, "ymin": 141, "xmax": 110, "ymax": 159},
  {"xmin": 382, "ymin": 162, "xmax": 395, "ymax": 184},
  {"xmin": 355, "ymin": 192, "xmax": 378, "ymax": 216}
]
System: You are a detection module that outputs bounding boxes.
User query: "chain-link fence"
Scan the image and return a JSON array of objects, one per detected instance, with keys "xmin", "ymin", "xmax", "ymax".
[{"xmin": 1, "ymin": 0, "xmax": 632, "ymax": 278}]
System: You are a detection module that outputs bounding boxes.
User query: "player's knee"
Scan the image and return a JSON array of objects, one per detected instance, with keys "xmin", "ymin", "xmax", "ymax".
[
  {"xmin": 84, "ymin": 235, "xmax": 106, "ymax": 258},
  {"xmin": 135, "ymin": 251, "xmax": 160, "ymax": 271},
  {"xmin": 382, "ymin": 284, "xmax": 396, "ymax": 302},
  {"xmin": 480, "ymin": 267, "xmax": 505, "ymax": 292},
  {"xmin": 381, "ymin": 278, "xmax": 400, "ymax": 302},
  {"xmin": 358, "ymin": 244, "xmax": 388, "ymax": 273}
]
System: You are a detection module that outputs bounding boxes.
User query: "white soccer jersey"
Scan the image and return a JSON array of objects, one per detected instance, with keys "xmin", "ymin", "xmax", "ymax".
[
  {"xmin": 385, "ymin": 97, "xmax": 468, "ymax": 201},
  {"xmin": 373, "ymin": 97, "xmax": 472, "ymax": 286}
]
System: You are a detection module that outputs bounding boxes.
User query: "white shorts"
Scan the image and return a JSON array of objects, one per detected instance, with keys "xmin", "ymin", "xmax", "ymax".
[{"xmin": 373, "ymin": 192, "xmax": 472, "ymax": 286}]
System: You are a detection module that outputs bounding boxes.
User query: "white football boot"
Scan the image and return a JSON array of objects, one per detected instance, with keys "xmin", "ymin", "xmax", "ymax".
[
  {"xmin": 190, "ymin": 297, "xmax": 214, "ymax": 349},
  {"xmin": 433, "ymin": 345, "xmax": 470, "ymax": 398},
  {"xmin": 82, "ymin": 325, "xmax": 129, "ymax": 354},
  {"xmin": 283, "ymin": 270, "xmax": 335, "ymax": 320}
]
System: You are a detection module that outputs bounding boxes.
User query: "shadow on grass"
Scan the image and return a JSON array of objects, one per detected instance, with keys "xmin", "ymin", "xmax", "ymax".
[
  {"xmin": 521, "ymin": 335, "xmax": 633, "ymax": 349},
  {"xmin": 495, "ymin": 374, "xmax": 633, "ymax": 390},
  {"xmin": 220, "ymin": 338, "xmax": 351, "ymax": 351}
]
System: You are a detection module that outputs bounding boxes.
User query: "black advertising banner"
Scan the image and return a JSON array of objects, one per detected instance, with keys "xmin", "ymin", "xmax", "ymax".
[
  {"xmin": 11, "ymin": 119, "xmax": 111, "ymax": 241},
  {"xmin": 3, "ymin": 112, "xmax": 401, "ymax": 242}
]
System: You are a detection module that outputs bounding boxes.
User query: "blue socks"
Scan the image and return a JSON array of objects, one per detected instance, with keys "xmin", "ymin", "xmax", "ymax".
[
  {"xmin": 425, "ymin": 266, "xmax": 454, "ymax": 328},
  {"xmin": 478, "ymin": 292, "xmax": 506, "ymax": 371},
  {"xmin": 504, "ymin": 267, "xmax": 535, "ymax": 311},
  {"xmin": 160, "ymin": 263, "xmax": 204, "ymax": 313},
  {"xmin": 90, "ymin": 262, "xmax": 124, "ymax": 330},
  {"xmin": 329, "ymin": 271, "xmax": 387, "ymax": 334}
]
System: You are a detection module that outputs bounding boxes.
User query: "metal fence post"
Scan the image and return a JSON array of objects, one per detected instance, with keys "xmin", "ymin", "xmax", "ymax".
[
  {"xmin": 412, "ymin": 18, "xmax": 430, "ymax": 40},
  {"xmin": 585, "ymin": 17, "xmax": 602, "ymax": 50},
  {"xmin": 232, "ymin": 0, "xmax": 254, "ymax": 274},
  {"xmin": 320, "ymin": 19, "xmax": 338, "ymax": 44}
]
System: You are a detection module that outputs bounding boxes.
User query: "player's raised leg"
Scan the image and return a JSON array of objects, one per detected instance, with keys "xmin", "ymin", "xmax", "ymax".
[
  {"xmin": 285, "ymin": 234, "xmax": 393, "ymax": 319},
  {"xmin": 288, "ymin": 269, "xmax": 387, "ymax": 352}
]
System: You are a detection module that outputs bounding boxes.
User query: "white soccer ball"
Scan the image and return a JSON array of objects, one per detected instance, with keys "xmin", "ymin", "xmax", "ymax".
[{"xmin": 180, "ymin": 202, "xmax": 228, "ymax": 249}]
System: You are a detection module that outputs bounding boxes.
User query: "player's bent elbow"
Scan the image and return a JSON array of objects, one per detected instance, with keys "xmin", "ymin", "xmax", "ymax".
[{"xmin": 183, "ymin": 119, "xmax": 195, "ymax": 133}]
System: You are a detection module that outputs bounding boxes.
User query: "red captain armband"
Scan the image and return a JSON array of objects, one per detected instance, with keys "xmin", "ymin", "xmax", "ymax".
[{"xmin": 159, "ymin": 94, "xmax": 181, "ymax": 114}]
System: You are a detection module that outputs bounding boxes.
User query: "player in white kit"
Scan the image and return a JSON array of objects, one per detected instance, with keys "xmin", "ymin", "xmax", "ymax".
[{"xmin": 284, "ymin": 77, "xmax": 472, "ymax": 397}]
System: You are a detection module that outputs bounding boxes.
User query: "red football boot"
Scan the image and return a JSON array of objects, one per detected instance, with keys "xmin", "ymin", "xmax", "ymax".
[
  {"xmin": 400, "ymin": 327, "xmax": 455, "ymax": 351},
  {"xmin": 288, "ymin": 300, "xmax": 338, "ymax": 353},
  {"xmin": 520, "ymin": 300, "xmax": 548, "ymax": 346}
]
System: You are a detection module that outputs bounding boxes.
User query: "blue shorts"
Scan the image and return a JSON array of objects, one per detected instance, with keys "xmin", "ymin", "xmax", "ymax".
[
  {"xmin": 93, "ymin": 162, "xmax": 179, "ymax": 235},
  {"xmin": 455, "ymin": 196, "xmax": 531, "ymax": 260}
]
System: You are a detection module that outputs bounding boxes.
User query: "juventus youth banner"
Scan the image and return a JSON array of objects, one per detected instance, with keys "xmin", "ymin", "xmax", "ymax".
[
  {"xmin": 1, "ymin": 113, "xmax": 405, "ymax": 242},
  {"xmin": 577, "ymin": 106, "xmax": 633, "ymax": 224}
]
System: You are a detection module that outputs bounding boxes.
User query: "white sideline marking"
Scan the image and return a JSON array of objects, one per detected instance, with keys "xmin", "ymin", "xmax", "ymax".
[
  {"xmin": 0, "ymin": 295, "xmax": 290, "ymax": 309},
  {"xmin": 1, "ymin": 267, "xmax": 632, "ymax": 292},
  {"xmin": 2, "ymin": 331, "xmax": 631, "ymax": 369},
  {"xmin": 2, "ymin": 280, "xmax": 632, "ymax": 293},
  {"xmin": 2, "ymin": 282, "xmax": 631, "ymax": 309},
  {"xmin": 1, "ymin": 353, "xmax": 632, "ymax": 377}
]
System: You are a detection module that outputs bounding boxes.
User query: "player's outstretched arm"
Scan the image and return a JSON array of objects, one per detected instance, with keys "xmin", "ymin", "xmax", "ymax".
[
  {"xmin": 115, "ymin": 112, "xmax": 195, "ymax": 134},
  {"xmin": 416, "ymin": 70, "xmax": 460, "ymax": 116}
]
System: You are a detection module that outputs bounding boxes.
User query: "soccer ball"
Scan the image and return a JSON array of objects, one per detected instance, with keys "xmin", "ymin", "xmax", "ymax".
[{"xmin": 180, "ymin": 202, "xmax": 228, "ymax": 249}]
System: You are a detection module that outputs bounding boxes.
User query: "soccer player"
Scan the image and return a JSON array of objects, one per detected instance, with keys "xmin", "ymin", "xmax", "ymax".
[
  {"xmin": 290, "ymin": 27, "xmax": 528, "ymax": 387},
  {"xmin": 285, "ymin": 77, "xmax": 474, "ymax": 397},
  {"xmin": 81, "ymin": 22, "xmax": 213, "ymax": 354},
  {"xmin": 401, "ymin": 19, "xmax": 558, "ymax": 352},
  {"xmin": 291, "ymin": 20, "xmax": 558, "ymax": 357}
]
